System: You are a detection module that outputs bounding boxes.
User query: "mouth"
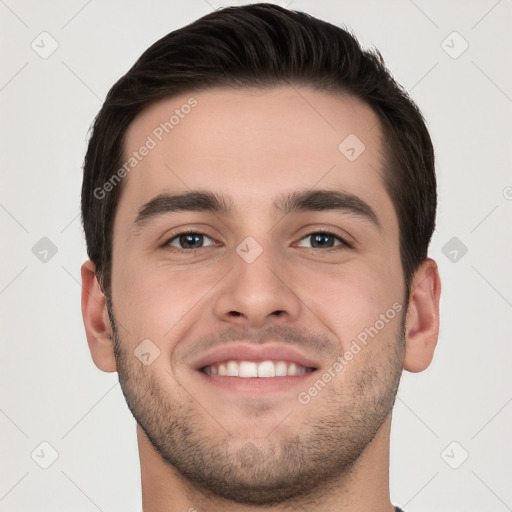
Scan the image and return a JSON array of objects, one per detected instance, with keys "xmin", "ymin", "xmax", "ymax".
[
  {"xmin": 201, "ymin": 359, "xmax": 315, "ymax": 377},
  {"xmin": 191, "ymin": 343, "xmax": 319, "ymax": 394}
]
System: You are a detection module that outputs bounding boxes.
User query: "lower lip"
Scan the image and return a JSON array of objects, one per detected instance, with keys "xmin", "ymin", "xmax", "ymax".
[{"xmin": 196, "ymin": 371, "xmax": 317, "ymax": 393}]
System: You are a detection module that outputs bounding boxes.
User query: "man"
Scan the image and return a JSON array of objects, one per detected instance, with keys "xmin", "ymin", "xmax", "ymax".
[{"xmin": 80, "ymin": 3, "xmax": 441, "ymax": 511}]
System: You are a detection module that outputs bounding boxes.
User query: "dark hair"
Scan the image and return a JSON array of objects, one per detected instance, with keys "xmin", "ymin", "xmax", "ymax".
[{"xmin": 81, "ymin": 2, "xmax": 436, "ymax": 301}]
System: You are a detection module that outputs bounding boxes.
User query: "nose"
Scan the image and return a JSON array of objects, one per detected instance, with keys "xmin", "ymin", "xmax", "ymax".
[{"xmin": 212, "ymin": 243, "xmax": 302, "ymax": 329}]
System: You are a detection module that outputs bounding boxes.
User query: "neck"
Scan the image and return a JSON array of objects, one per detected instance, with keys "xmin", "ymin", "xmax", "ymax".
[{"xmin": 138, "ymin": 415, "xmax": 396, "ymax": 512}]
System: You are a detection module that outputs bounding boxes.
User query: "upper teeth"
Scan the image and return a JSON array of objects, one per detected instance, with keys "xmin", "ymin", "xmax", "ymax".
[{"xmin": 203, "ymin": 360, "xmax": 312, "ymax": 377}]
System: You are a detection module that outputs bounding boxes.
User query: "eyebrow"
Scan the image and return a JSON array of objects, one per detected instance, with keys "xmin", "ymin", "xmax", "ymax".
[{"xmin": 132, "ymin": 189, "xmax": 381, "ymax": 231}]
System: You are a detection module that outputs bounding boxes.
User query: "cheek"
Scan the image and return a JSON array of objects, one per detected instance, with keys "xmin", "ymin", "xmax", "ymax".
[
  {"xmin": 295, "ymin": 256, "xmax": 403, "ymax": 349},
  {"xmin": 111, "ymin": 256, "xmax": 220, "ymax": 345},
  {"xmin": 111, "ymin": 256, "xmax": 164, "ymax": 342}
]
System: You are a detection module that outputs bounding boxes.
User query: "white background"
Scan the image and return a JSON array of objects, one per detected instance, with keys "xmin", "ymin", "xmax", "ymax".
[{"xmin": 1, "ymin": 1, "xmax": 511, "ymax": 511}]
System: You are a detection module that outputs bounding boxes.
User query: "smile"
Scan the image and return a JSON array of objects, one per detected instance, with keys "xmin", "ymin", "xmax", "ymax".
[{"xmin": 201, "ymin": 359, "xmax": 315, "ymax": 377}]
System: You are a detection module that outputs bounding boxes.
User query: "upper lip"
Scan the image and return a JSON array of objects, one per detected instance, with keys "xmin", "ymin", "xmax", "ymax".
[{"xmin": 191, "ymin": 343, "xmax": 320, "ymax": 371}]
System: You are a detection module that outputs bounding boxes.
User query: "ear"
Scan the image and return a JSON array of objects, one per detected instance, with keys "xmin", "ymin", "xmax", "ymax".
[
  {"xmin": 80, "ymin": 260, "xmax": 117, "ymax": 372},
  {"xmin": 403, "ymin": 258, "xmax": 441, "ymax": 373}
]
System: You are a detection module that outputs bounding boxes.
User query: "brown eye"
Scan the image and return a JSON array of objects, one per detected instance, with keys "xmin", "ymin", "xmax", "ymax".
[{"xmin": 167, "ymin": 232, "xmax": 215, "ymax": 250}]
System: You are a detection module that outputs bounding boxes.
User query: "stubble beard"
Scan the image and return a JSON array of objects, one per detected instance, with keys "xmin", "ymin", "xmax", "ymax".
[{"xmin": 108, "ymin": 302, "xmax": 406, "ymax": 505}]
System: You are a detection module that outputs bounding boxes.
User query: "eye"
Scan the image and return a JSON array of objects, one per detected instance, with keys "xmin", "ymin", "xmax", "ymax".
[
  {"xmin": 297, "ymin": 232, "xmax": 350, "ymax": 249},
  {"xmin": 162, "ymin": 230, "xmax": 350, "ymax": 254},
  {"xmin": 166, "ymin": 232, "xmax": 216, "ymax": 251}
]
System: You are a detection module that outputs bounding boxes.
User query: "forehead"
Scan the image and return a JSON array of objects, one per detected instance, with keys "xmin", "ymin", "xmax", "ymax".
[{"xmin": 119, "ymin": 86, "xmax": 394, "ymax": 227}]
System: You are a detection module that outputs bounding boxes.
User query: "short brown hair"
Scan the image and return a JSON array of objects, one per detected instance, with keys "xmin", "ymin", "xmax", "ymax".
[{"xmin": 81, "ymin": 3, "xmax": 436, "ymax": 300}]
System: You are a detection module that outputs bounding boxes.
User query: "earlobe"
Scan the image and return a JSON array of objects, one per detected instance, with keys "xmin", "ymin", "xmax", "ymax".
[
  {"xmin": 403, "ymin": 258, "xmax": 441, "ymax": 373},
  {"xmin": 81, "ymin": 260, "xmax": 117, "ymax": 373}
]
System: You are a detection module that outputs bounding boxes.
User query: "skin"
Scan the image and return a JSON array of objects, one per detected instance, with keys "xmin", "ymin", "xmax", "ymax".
[{"xmin": 81, "ymin": 86, "xmax": 441, "ymax": 511}]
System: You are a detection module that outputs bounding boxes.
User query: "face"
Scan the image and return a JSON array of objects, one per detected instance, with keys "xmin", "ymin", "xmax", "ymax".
[{"xmin": 109, "ymin": 86, "xmax": 406, "ymax": 504}]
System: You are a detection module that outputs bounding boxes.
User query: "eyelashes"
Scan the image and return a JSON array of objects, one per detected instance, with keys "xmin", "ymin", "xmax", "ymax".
[
  {"xmin": 296, "ymin": 232, "xmax": 351, "ymax": 250},
  {"xmin": 165, "ymin": 232, "xmax": 217, "ymax": 252},
  {"xmin": 162, "ymin": 230, "xmax": 352, "ymax": 255}
]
